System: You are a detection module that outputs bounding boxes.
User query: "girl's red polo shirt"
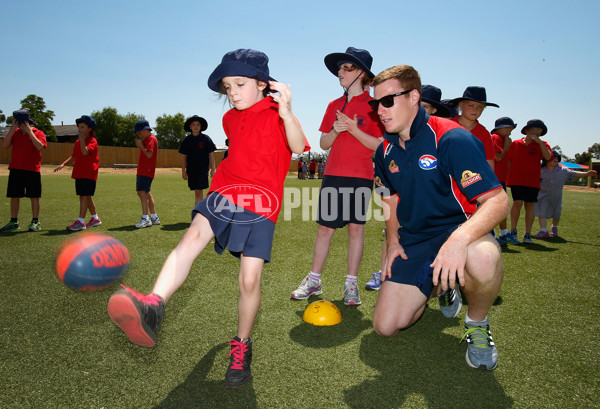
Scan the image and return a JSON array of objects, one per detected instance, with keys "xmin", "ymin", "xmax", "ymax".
[
  {"xmin": 8, "ymin": 127, "xmax": 47, "ymax": 172},
  {"xmin": 137, "ymin": 134, "xmax": 158, "ymax": 178},
  {"xmin": 71, "ymin": 137, "xmax": 99, "ymax": 181}
]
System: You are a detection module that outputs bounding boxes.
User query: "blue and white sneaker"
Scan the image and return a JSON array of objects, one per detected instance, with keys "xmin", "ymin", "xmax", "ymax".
[
  {"xmin": 461, "ymin": 319, "xmax": 498, "ymax": 370},
  {"xmin": 499, "ymin": 231, "xmax": 519, "ymax": 244},
  {"xmin": 365, "ymin": 271, "xmax": 382, "ymax": 290},
  {"xmin": 437, "ymin": 287, "xmax": 463, "ymax": 318}
]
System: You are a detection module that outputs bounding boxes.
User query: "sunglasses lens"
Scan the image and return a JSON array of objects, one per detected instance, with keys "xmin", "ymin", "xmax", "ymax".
[
  {"xmin": 368, "ymin": 100, "xmax": 379, "ymax": 111},
  {"xmin": 380, "ymin": 95, "xmax": 395, "ymax": 108}
]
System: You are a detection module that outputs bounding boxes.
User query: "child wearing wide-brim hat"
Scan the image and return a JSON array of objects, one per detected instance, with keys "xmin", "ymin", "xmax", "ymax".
[
  {"xmin": 291, "ymin": 47, "xmax": 385, "ymax": 306},
  {"xmin": 179, "ymin": 115, "xmax": 216, "ymax": 205},
  {"xmin": 420, "ymin": 85, "xmax": 451, "ymax": 118},
  {"xmin": 108, "ymin": 48, "xmax": 310, "ymax": 389},
  {"xmin": 451, "ymin": 86, "xmax": 498, "ymax": 170}
]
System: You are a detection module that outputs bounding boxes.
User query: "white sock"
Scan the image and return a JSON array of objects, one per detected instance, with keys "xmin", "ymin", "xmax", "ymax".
[
  {"xmin": 500, "ymin": 229, "xmax": 508, "ymax": 236},
  {"xmin": 308, "ymin": 271, "xmax": 320, "ymax": 281},
  {"xmin": 91, "ymin": 214, "xmax": 98, "ymax": 219},
  {"xmin": 78, "ymin": 217, "xmax": 85, "ymax": 223},
  {"xmin": 540, "ymin": 227, "xmax": 548, "ymax": 232},
  {"xmin": 142, "ymin": 215, "xmax": 149, "ymax": 220},
  {"xmin": 151, "ymin": 213, "xmax": 158, "ymax": 218},
  {"xmin": 346, "ymin": 275, "xmax": 358, "ymax": 285},
  {"xmin": 465, "ymin": 312, "xmax": 488, "ymax": 325}
]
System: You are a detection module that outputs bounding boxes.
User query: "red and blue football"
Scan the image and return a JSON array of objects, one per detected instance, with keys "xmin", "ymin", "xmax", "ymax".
[{"xmin": 56, "ymin": 233, "xmax": 130, "ymax": 291}]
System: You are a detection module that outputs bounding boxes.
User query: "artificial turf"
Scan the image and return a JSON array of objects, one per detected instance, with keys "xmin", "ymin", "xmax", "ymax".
[{"xmin": 0, "ymin": 172, "xmax": 598, "ymax": 408}]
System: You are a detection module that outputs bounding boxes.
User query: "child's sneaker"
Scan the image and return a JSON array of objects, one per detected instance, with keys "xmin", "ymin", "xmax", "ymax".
[
  {"xmin": 107, "ymin": 286, "xmax": 164, "ymax": 348},
  {"xmin": 28, "ymin": 221, "xmax": 41, "ymax": 232},
  {"xmin": 290, "ymin": 274, "xmax": 322, "ymax": 300},
  {"xmin": 365, "ymin": 271, "xmax": 382, "ymax": 290},
  {"xmin": 225, "ymin": 337, "xmax": 253, "ymax": 388},
  {"xmin": 437, "ymin": 287, "xmax": 463, "ymax": 318},
  {"xmin": 135, "ymin": 218, "xmax": 152, "ymax": 229},
  {"xmin": 0, "ymin": 221, "xmax": 19, "ymax": 232},
  {"xmin": 532, "ymin": 230, "xmax": 549, "ymax": 239},
  {"xmin": 86, "ymin": 216, "xmax": 102, "ymax": 228},
  {"xmin": 522, "ymin": 233, "xmax": 533, "ymax": 244},
  {"xmin": 150, "ymin": 216, "xmax": 161, "ymax": 225},
  {"xmin": 499, "ymin": 232, "xmax": 519, "ymax": 244},
  {"xmin": 343, "ymin": 281, "xmax": 361, "ymax": 306},
  {"xmin": 67, "ymin": 220, "xmax": 86, "ymax": 231},
  {"xmin": 550, "ymin": 226, "xmax": 559, "ymax": 237},
  {"xmin": 461, "ymin": 319, "xmax": 498, "ymax": 370}
]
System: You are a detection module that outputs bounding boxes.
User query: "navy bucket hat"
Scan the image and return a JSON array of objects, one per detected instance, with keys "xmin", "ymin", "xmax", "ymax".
[
  {"xmin": 75, "ymin": 115, "xmax": 96, "ymax": 130},
  {"xmin": 13, "ymin": 109, "xmax": 36, "ymax": 125},
  {"xmin": 492, "ymin": 117, "xmax": 517, "ymax": 132},
  {"xmin": 184, "ymin": 115, "xmax": 208, "ymax": 133},
  {"xmin": 452, "ymin": 86, "xmax": 499, "ymax": 108},
  {"xmin": 324, "ymin": 47, "xmax": 374, "ymax": 79},
  {"xmin": 208, "ymin": 49, "xmax": 276, "ymax": 93},
  {"xmin": 134, "ymin": 119, "xmax": 152, "ymax": 133},
  {"xmin": 421, "ymin": 85, "xmax": 451, "ymax": 117},
  {"xmin": 521, "ymin": 119, "xmax": 547, "ymax": 136}
]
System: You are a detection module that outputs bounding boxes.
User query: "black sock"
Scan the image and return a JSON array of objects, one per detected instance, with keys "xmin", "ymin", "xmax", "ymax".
[
  {"xmin": 32, "ymin": 218, "xmax": 39, "ymax": 223},
  {"xmin": 10, "ymin": 218, "xmax": 18, "ymax": 223}
]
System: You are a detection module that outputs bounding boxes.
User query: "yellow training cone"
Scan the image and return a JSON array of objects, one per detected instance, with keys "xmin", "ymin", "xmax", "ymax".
[{"xmin": 302, "ymin": 300, "xmax": 342, "ymax": 326}]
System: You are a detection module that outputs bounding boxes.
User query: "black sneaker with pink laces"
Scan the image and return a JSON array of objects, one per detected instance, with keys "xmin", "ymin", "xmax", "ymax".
[
  {"xmin": 225, "ymin": 336, "xmax": 253, "ymax": 387},
  {"xmin": 107, "ymin": 285, "xmax": 164, "ymax": 347}
]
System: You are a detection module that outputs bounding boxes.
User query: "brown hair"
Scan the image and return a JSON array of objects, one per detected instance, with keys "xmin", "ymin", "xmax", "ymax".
[
  {"xmin": 372, "ymin": 65, "xmax": 421, "ymax": 95},
  {"xmin": 218, "ymin": 79, "xmax": 270, "ymax": 97}
]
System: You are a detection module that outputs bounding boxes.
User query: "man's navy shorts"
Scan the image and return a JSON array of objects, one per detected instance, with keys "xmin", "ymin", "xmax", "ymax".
[{"xmin": 193, "ymin": 192, "xmax": 275, "ymax": 262}]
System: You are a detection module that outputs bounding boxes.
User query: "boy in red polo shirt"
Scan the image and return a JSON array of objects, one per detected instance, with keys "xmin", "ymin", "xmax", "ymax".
[
  {"xmin": 290, "ymin": 47, "xmax": 384, "ymax": 306},
  {"xmin": 107, "ymin": 49, "xmax": 310, "ymax": 388},
  {"xmin": 133, "ymin": 120, "xmax": 160, "ymax": 228},
  {"xmin": 490, "ymin": 117, "xmax": 518, "ymax": 244},
  {"xmin": 0, "ymin": 110, "xmax": 47, "ymax": 232},
  {"xmin": 506, "ymin": 119, "xmax": 552, "ymax": 243},
  {"xmin": 54, "ymin": 115, "xmax": 101, "ymax": 231},
  {"xmin": 451, "ymin": 86, "xmax": 498, "ymax": 171}
]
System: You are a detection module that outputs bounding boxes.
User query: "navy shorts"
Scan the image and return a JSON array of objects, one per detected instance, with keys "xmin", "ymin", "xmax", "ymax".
[
  {"xmin": 388, "ymin": 227, "xmax": 458, "ymax": 297},
  {"xmin": 75, "ymin": 178, "xmax": 96, "ymax": 196},
  {"xmin": 187, "ymin": 170, "xmax": 209, "ymax": 191},
  {"xmin": 317, "ymin": 175, "xmax": 373, "ymax": 228},
  {"xmin": 193, "ymin": 192, "xmax": 275, "ymax": 262},
  {"xmin": 7, "ymin": 169, "xmax": 42, "ymax": 198},
  {"xmin": 136, "ymin": 175, "xmax": 153, "ymax": 192},
  {"xmin": 510, "ymin": 185, "xmax": 539, "ymax": 202}
]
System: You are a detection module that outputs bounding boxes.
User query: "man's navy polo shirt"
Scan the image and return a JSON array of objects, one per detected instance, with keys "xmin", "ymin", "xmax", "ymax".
[{"xmin": 374, "ymin": 107, "xmax": 501, "ymax": 245}]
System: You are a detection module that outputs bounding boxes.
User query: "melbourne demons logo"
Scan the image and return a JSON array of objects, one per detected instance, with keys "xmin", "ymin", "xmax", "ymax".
[{"xmin": 418, "ymin": 155, "xmax": 437, "ymax": 170}]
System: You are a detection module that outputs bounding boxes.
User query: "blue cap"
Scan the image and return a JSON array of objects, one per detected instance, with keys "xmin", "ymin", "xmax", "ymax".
[
  {"xmin": 208, "ymin": 49, "xmax": 275, "ymax": 93},
  {"xmin": 134, "ymin": 119, "xmax": 152, "ymax": 133},
  {"xmin": 75, "ymin": 115, "xmax": 96, "ymax": 130}
]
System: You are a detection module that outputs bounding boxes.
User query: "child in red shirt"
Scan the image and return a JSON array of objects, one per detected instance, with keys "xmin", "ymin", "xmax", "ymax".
[
  {"xmin": 107, "ymin": 49, "xmax": 309, "ymax": 388},
  {"xmin": 505, "ymin": 119, "xmax": 552, "ymax": 243},
  {"xmin": 451, "ymin": 86, "xmax": 498, "ymax": 171},
  {"xmin": 54, "ymin": 115, "xmax": 101, "ymax": 231},
  {"xmin": 133, "ymin": 120, "xmax": 160, "ymax": 228},
  {"xmin": 0, "ymin": 110, "xmax": 47, "ymax": 233}
]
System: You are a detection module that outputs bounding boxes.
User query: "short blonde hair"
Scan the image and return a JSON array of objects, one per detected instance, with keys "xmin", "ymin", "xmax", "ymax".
[{"xmin": 373, "ymin": 65, "xmax": 421, "ymax": 95}]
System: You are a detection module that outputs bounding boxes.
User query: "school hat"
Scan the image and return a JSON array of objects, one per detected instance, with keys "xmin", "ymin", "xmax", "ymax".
[
  {"xmin": 440, "ymin": 99, "xmax": 459, "ymax": 118},
  {"xmin": 184, "ymin": 115, "xmax": 208, "ymax": 133},
  {"xmin": 75, "ymin": 115, "xmax": 96, "ymax": 130},
  {"xmin": 521, "ymin": 119, "xmax": 547, "ymax": 136},
  {"xmin": 421, "ymin": 85, "xmax": 451, "ymax": 117},
  {"xmin": 133, "ymin": 119, "xmax": 152, "ymax": 133},
  {"xmin": 12, "ymin": 109, "xmax": 36, "ymax": 125},
  {"xmin": 208, "ymin": 49, "xmax": 276, "ymax": 93},
  {"xmin": 324, "ymin": 47, "xmax": 375, "ymax": 79},
  {"xmin": 492, "ymin": 117, "xmax": 517, "ymax": 132},
  {"xmin": 451, "ymin": 86, "xmax": 499, "ymax": 108}
]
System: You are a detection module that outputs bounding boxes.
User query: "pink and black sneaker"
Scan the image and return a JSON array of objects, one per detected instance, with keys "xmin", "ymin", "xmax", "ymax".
[{"xmin": 225, "ymin": 337, "xmax": 253, "ymax": 388}]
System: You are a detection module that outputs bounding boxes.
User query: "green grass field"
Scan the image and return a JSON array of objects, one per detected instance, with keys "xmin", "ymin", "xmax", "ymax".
[{"xmin": 1, "ymin": 173, "xmax": 598, "ymax": 408}]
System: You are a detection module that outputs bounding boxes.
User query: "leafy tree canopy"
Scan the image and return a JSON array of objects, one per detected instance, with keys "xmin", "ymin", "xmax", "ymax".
[
  {"xmin": 154, "ymin": 113, "xmax": 185, "ymax": 149},
  {"xmin": 90, "ymin": 107, "xmax": 143, "ymax": 147}
]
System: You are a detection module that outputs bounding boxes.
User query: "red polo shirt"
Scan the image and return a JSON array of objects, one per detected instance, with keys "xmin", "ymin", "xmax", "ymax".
[
  {"xmin": 209, "ymin": 97, "xmax": 310, "ymax": 223},
  {"xmin": 8, "ymin": 127, "xmax": 47, "ymax": 172},
  {"xmin": 71, "ymin": 136, "xmax": 99, "ymax": 181},
  {"xmin": 137, "ymin": 134, "xmax": 158, "ymax": 178},
  {"xmin": 451, "ymin": 117, "xmax": 495, "ymax": 161},
  {"xmin": 319, "ymin": 91, "xmax": 384, "ymax": 180},
  {"xmin": 490, "ymin": 131, "xmax": 509, "ymax": 183},
  {"xmin": 506, "ymin": 137, "xmax": 551, "ymax": 188}
]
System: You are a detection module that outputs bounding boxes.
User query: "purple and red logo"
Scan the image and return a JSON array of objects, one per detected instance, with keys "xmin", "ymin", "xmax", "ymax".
[
  {"xmin": 418, "ymin": 155, "xmax": 437, "ymax": 170},
  {"xmin": 207, "ymin": 184, "xmax": 279, "ymax": 224}
]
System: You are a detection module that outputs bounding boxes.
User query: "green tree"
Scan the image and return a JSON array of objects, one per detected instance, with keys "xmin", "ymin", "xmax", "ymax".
[
  {"xmin": 154, "ymin": 113, "xmax": 185, "ymax": 149},
  {"xmin": 19, "ymin": 94, "xmax": 57, "ymax": 141},
  {"xmin": 0, "ymin": 109, "xmax": 5, "ymax": 124},
  {"xmin": 91, "ymin": 107, "xmax": 143, "ymax": 147}
]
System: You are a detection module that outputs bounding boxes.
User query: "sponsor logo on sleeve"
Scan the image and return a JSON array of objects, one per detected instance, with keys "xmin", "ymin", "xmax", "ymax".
[
  {"xmin": 389, "ymin": 160, "xmax": 399, "ymax": 173},
  {"xmin": 460, "ymin": 170, "xmax": 482, "ymax": 188}
]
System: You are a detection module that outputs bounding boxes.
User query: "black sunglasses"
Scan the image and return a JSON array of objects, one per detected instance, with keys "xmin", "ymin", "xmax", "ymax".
[{"xmin": 368, "ymin": 89, "xmax": 414, "ymax": 111}]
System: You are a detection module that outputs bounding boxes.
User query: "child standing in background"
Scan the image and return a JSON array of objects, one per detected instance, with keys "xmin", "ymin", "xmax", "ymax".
[
  {"xmin": 533, "ymin": 151, "xmax": 597, "ymax": 238},
  {"xmin": 134, "ymin": 119, "xmax": 160, "ymax": 228},
  {"xmin": 54, "ymin": 115, "xmax": 101, "ymax": 231}
]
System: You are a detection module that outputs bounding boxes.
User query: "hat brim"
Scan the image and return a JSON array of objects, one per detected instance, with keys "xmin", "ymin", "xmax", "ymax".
[
  {"xmin": 421, "ymin": 97, "xmax": 451, "ymax": 118},
  {"xmin": 184, "ymin": 116, "xmax": 208, "ymax": 133},
  {"xmin": 451, "ymin": 97, "xmax": 499, "ymax": 108},
  {"xmin": 324, "ymin": 52, "xmax": 374, "ymax": 79},
  {"xmin": 134, "ymin": 126, "xmax": 152, "ymax": 133},
  {"xmin": 492, "ymin": 124, "xmax": 517, "ymax": 132},
  {"xmin": 521, "ymin": 124, "xmax": 547, "ymax": 136},
  {"xmin": 208, "ymin": 61, "xmax": 276, "ymax": 93},
  {"xmin": 75, "ymin": 118, "xmax": 95, "ymax": 130}
]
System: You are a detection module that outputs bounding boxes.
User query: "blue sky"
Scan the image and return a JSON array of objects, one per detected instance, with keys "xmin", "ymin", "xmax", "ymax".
[{"xmin": 1, "ymin": 0, "xmax": 598, "ymax": 158}]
